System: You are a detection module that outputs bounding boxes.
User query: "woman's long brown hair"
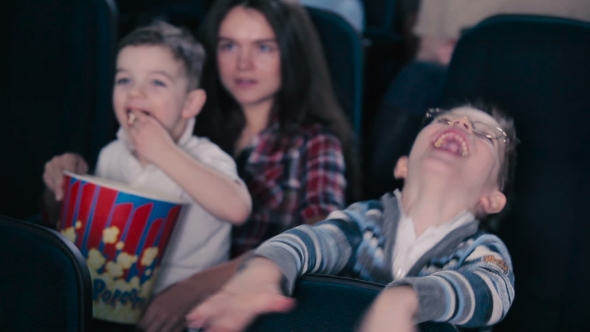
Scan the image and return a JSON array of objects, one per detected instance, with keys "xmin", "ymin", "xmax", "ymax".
[{"xmin": 195, "ymin": 0, "xmax": 360, "ymax": 201}]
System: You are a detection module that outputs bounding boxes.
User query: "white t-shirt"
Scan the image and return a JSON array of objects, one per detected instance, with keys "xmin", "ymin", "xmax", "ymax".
[{"xmin": 95, "ymin": 118, "xmax": 242, "ymax": 294}]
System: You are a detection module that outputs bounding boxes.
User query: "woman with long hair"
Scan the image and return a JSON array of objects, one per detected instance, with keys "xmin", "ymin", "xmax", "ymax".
[
  {"xmin": 138, "ymin": 1, "xmax": 359, "ymax": 330},
  {"xmin": 197, "ymin": 0, "xmax": 359, "ymax": 257}
]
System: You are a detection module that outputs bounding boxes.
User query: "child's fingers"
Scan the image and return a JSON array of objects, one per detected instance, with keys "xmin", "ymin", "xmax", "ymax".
[
  {"xmin": 57, "ymin": 154, "xmax": 87, "ymax": 200},
  {"xmin": 44, "ymin": 159, "xmax": 65, "ymax": 200},
  {"xmin": 186, "ymin": 292, "xmax": 239, "ymax": 329},
  {"xmin": 61, "ymin": 154, "xmax": 85, "ymax": 173},
  {"xmin": 42, "ymin": 153, "xmax": 87, "ymax": 201},
  {"xmin": 43, "ymin": 162, "xmax": 61, "ymax": 199},
  {"xmin": 127, "ymin": 122, "xmax": 141, "ymax": 140},
  {"xmin": 185, "ymin": 296, "xmax": 218, "ymax": 328},
  {"xmin": 132, "ymin": 110, "xmax": 167, "ymax": 132},
  {"xmin": 132, "ymin": 109, "xmax": 151, "ymax": 123},
  {"xmin": 75, "ymin": 157, "xmax": 88, "ymax": 175},
  {"xmin": 186, "ymin": 292, "xmax": 295, "ymax": 332},
  {"xmin": 264, "ymin": 295, "xmax": 296, "ymax": 313},
  {"xmin": 127, "ymin": 112, "xmax": 152, "ymax": 137},
  {"xmin": 207, "ymin": 312, "xmax": 254, "ymax": 332},
  {"xmin": 190, "ymin": 311, "xmax": 248, "ymax": 332},
  {"xmin": 205, "ymin": 297, "xmax": 292, "ymax": 332},
  {"xmin": 53, "ymin": 170, "xmax": 65, "ymax": 201},
  {"xmin": 185, "ymin": 306, "xmax": 200, "ymax": 322},
  {"xmin": 186, "ymin": 314, "xmax": 207, "ymax": 329},
  {"xmin": 43, "ymin": 160, "xmax": 57, "ymax": 189}
]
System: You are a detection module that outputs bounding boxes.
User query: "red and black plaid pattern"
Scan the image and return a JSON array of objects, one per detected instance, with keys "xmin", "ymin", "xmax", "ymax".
[{"xmin": 231, "ymin": 122, "xmax": 347, "ymax": 258}]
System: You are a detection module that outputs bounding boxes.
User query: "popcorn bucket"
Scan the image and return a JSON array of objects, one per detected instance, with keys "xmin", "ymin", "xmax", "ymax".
[{"xmin": 57, "ymin": 171, "xmax": 185, "ymax": 324}]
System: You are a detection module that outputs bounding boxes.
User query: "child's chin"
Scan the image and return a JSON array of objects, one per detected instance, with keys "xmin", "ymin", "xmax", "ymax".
[{"xmin": 421, "ymin": 156, "xmax": 464, "ymax": 174}]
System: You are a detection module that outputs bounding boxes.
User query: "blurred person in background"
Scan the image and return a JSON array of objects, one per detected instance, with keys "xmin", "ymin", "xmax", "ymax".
[{"xmin": 366, "ymin": 0, "xmax": 590, "ymax": 199}]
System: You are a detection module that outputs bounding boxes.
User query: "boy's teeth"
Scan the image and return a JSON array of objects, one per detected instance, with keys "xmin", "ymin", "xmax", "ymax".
[
  {"xmin": 433, "ymin": 132, "xmax": 470, "ymax": 157},
  {"xmin": 434, "ymin": 136, "xmax": 445, "ymax": 148}
]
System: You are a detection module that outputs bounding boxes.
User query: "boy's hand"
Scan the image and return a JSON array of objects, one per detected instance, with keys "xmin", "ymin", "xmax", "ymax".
[
  {"xmin": 139, "ymin": 257, "xmax": 243, "ymax": 332},
  {"xmin": 138, "ymin": 280, "xmax": 202, "ymax": 332},
  {"xmin": 185, "ymin": 258, "xmax": 296, "ymax": 332},
  {"xmin": 358, "ymin": 286, "xmax": 419, "ymax": 332},
  {"xmin": 127, "ymin": 110, "xmax": 176, "ymax": 165},
  {"xmin": 43, "ymin": 153, "xmax": 88, "ymax": 201}
]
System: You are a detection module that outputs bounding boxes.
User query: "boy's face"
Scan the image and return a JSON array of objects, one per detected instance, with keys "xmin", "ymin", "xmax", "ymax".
[
  {"xmin": 113, "ymin": 45, "xmax": 199, "ymax": 140},
  {"xmin": 405, "ymin": 107, "xmax": 506, "ymax": 199}
]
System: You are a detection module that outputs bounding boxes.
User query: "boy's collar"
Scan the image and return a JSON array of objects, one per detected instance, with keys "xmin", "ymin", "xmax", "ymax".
[
  {"xmin": 393, "ymin": 189, "xmax": 475, "ymax": 230},
  {"xmin": 176, "ymin": 117, "xmax": 196, "ymax": 146}
]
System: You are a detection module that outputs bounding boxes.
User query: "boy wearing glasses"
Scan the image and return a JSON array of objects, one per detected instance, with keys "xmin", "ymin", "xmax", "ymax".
[{"xmin": 187, "ymin": 103, "xmax": 517, "ymax": 331}]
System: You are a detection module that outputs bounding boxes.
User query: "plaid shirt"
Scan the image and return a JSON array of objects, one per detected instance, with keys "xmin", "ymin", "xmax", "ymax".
[{"xmin": 231, "ymin": 122, "xmax": 347, "ymax": 258}]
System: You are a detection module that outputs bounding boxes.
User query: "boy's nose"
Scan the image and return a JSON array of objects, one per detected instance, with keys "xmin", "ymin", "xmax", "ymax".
[
  {"xmin": 129, "ymin": 84, "xmax": 145, "ymax": 98},
  {"xmin": 452, "ymin": 117, "xmax": 473, "ymax": 132}
]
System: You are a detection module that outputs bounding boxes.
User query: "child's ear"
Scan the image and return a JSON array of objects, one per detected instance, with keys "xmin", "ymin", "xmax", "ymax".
[
  {"xmin": 393, "ymin": 156, "xmax": 409, "ymax": 180},
  {"xmin": 478, "ymin": 189, "xmax": 507, "ymax": 215},
  {"xmin": 182, "ymin": 89, "xmax": 207, "ymax": 119}
]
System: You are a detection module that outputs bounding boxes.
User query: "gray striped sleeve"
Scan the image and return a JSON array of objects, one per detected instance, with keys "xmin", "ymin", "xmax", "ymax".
[
  {"xmin": 253, "ymin": 219, "xmax": 355, "ymax": 294},
  {"xmin": 387, "ymin": 238, "xmax": 514, "ymax": 327}
]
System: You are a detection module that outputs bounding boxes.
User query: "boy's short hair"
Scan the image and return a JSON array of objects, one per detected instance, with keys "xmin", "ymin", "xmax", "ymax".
[
  {"xmin": 466, "ymin": 101, "xmax": 518, "ymax": 231},
  {"xmin": 118, "ymin": 21, "xmax": 206, "ymax": 90},
  {"xmin": 466, "ymin": 101, "xmax": 517, "ymax": 196}
]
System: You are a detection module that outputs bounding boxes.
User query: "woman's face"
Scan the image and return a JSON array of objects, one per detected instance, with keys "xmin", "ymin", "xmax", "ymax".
[{"xmin": 217, "ymin": 6, "xmax": 281, "ymax": 111}]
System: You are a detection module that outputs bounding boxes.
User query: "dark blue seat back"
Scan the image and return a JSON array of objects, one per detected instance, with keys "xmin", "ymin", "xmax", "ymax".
[
  {"xmin": 440, "ymin": 15, "xmax": 590, "ymax": 331},
  {"xmin": 361, "ymin": 0, "xmax": 399, "ymax": 41},
  {"xmin": 0, "ymin": 216, "xmax": 92, "ymax": 331},
  {"xmin": 3, "ymin": 0, "xmax": 118, "ymax": 219},
  {"xmin": 306, "ymin": 6, "xmax": 364, "ymax": 136},
  {"xmin": 247, "ymin": 274, "xmax": 456, "ymax": 332}
]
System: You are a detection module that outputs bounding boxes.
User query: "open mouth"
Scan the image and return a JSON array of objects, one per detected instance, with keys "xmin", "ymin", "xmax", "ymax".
[
  {"xmin": 432, "ymin": 130, "xmax": 469, "ymax": 157},
  {"xmin": 126, "ymin": 109, "xmax": 151, "ymax": 124}
]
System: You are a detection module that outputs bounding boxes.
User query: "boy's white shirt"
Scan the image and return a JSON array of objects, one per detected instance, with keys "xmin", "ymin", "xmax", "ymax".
[
  {"xmin": 391, "ymin": 189, "xmax": 474, "ymax": 279},
  {"xmin": 95, "ymin": 117, "xmax": 244, "ymax": 294}
]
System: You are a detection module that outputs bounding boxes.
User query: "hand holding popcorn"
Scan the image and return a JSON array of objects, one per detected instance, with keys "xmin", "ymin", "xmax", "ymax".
[
  {"xmin": 43, "ymin": 153, "xmax": 88, "ymax": 201},
  {"xmin": 126, "ymin": 110, "xmax": 176, "ymax": 166}
]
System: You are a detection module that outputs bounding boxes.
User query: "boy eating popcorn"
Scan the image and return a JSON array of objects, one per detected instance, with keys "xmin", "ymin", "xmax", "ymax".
[
  {"xmin": 186, "ymin": 103, "xmax": 517, "ymax": 331},
  {"xmin": 42, "ymin": 21, "xmax": 251, "ymax": 298}
]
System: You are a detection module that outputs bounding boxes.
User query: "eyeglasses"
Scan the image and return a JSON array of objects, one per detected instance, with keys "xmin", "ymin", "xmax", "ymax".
[{"xmin": 425, "ymin": 108, "xmax": 509, "ymax": 145}]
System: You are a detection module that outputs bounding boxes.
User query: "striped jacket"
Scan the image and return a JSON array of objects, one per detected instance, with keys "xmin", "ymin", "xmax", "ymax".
[{"xmin": 253, "ymin": 192, "xmax": 515, "ymax": 328}]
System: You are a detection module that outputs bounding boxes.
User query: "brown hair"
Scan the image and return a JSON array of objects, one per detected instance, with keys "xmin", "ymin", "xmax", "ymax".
[
  {"xmin": 118, "ymin": 21, "xmax": 206, "ymax": 90},
  {"xmin": 466, "ymin": 101, "xmax": 518, "ymax": 195},
  {"xmin": 467, "ymin": 101, "xmax": 519, "ymax": 231}
]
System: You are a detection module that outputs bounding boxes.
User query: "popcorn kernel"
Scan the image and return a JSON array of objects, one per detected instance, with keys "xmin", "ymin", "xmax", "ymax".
[
  {"xmin": 140, "ymin": 247, "xmax": 159, "ymax": 266},
  {"xmin": 103, "ymin": 226, "xmax": 120, "ymax": 244},
  {"xmin": 61, "ymin": 227, "xmax": 77, "ymax": 243}
]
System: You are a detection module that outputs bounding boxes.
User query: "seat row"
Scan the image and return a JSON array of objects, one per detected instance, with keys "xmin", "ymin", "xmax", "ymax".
[{"xmin": 4, "ymin": 1, "xmax": 590, "ymax": 330}]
